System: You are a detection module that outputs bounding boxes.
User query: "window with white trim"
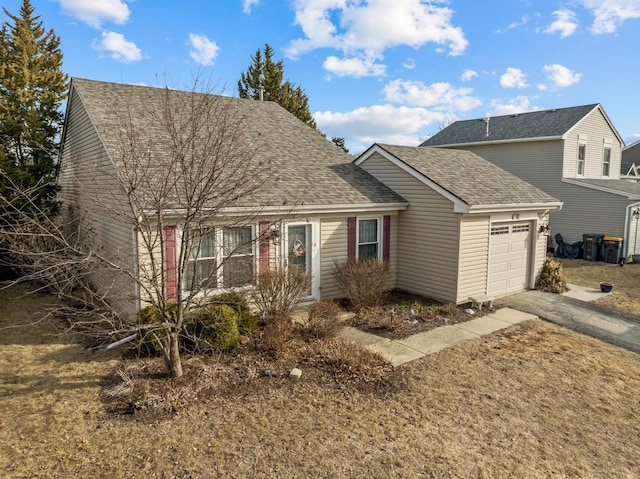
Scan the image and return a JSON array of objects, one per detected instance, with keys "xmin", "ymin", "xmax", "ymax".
[
  {"xmin": 577, "ymin": 142, "xmax": 586, "ymax": 176},
  {"xmin": 184, "ymin": 226, "xmax": 255, "ymax": 290},
  {"xmin": 602, "ymin": 142, "xmax": 611, "ymax": 177},
  {"xmin": 357, "ymin": 218, "xmax": 379, "ymax": 259}
]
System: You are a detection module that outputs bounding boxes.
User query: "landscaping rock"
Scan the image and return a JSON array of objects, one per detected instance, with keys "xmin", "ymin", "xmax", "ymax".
[{"xmin": 289, "ymin": 368, "xmax": 302, "ymax": 379}]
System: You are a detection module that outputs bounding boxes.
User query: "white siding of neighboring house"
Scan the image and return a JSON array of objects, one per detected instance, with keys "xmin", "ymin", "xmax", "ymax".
[
  {"xmin": 319, "ymin": 212, "xmax": 399, "ymax": 300},
  {"xmin": 58, "ymin": 87, "xmax": 139, "ymax": 319},
  {"xmin": 456, "ymin": 215, "xmax": 490, "ymax": 302},
  {"xmin": 563, "ymin": 107, "xmax": 623, "ymax": 180},
  {"xmin": 358, "ymin": 152, "xmax": 461, "ymax": 303}
]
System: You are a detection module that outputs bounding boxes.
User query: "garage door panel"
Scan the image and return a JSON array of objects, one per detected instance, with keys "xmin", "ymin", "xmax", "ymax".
[{"xmin": 488, "ymin": 222, "xmax": 531, "ymax": 296}]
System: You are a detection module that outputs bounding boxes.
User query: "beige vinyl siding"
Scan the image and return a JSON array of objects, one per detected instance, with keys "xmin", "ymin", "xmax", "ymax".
[
  {"xmin": 458, "ymin": 141, "xmax": 564, "ymax": 191},
  {"xmin": 59, "ymin": 87, "xmax": 138, "ymax": 319},
  {"xmin": 359, "ymin": 153, "xmax": 460, "ymax": 303},
  {"xmin": 564, "ymin": 108, "xmax": 623, "ymax": 180},
  {"xmin": 554, "ymin": 182, "xmax": 629, "ymax": 244},
  {"xmin": 456, "ymin": 215, "xmax": 490, "ymax": 302},
  {"xmin": 318, "ymin": 212, "xmax": 399, "ymax": 300}
]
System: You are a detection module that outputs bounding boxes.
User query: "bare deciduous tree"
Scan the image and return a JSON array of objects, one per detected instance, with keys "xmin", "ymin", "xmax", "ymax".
[{"xmin": 1, "ymin": 78, "xmax": 299, "ymax": 378}]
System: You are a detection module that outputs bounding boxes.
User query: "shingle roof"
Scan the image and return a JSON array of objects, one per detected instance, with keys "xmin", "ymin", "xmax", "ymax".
[
  {"xmin": 373, "ymin": 144, "xmax": 560, "ymax": 206},
  {"xmin": 420, "ymin": 104, "xmax": 599, "ymax": 146},
  {"xmin": 68, "ymin": 78, "xmax": 406, "ymax": 209}
]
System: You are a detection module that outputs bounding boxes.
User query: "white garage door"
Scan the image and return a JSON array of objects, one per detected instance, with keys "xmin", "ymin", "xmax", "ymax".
[{"xmin": 488, "ymin": 222, "xmax": 532, "ymax": 295}]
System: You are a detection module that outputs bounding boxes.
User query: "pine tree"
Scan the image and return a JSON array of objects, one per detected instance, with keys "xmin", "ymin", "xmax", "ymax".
[
  {"xmin": 0, "ymin": 0, "xmax": 68, "ymax": 218},
  {"xmin": 238, "ymin": 44, "xmax": 317, "ymax": 129}
]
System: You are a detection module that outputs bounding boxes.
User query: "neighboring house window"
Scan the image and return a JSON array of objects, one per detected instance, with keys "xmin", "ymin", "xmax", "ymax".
[
  {"xmin": 357, "ymin": 218, "xmax": 379, "ymax": 259},
  {"xmin": 577, "ymin": 143, "xmax": 586, "ymax": 176},
  {"xmin": 184, "ymin": 226, "xmax": 254, "ymax": 290},
  {"xmin": 602, "ymin": 146, "xmax": 611, "ymax": 177}
]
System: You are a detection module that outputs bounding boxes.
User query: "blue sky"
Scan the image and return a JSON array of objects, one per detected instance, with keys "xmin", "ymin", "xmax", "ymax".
[{"xmin": 6, "ymin": 0, "xmax": 639, "ymax": 152}]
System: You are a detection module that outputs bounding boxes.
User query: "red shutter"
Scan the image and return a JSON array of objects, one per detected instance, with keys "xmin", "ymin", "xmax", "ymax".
[
  {"xmin": 347, "ymin": 217, "xmax": 356, "ymax": 260},
  {"xmin": 259, "ymin": 221, "xmax": 270, "ymax": 271},
  {"xmin": 163, "ymin": 226, "xmax": 177, "ymax": 301},
  {"xmin": 383, "ymin": 215, "xmax": 391, "ymax": 262}
]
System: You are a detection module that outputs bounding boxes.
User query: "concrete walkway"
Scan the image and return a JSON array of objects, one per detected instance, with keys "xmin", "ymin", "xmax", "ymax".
[
  {"xmin": 501, "ymin": 283, "xmax": 640, "ymax": 355},
  {"xmin": 339, "ymin": 308, "xmax": 536, "ymax": 366}
]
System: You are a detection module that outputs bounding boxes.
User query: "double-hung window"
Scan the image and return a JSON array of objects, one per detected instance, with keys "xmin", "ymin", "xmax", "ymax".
[
  {"xmin": 184, "ymin": 226, "xmax": 254, "ymax": 290},
  {"xmin": 577, "ymin": 143, "xmax": 586, "ymax": 176},
  {"xmin": 185, "ymin": 229, "xmax": 218, "ymax": 289},
  {"xmin": 602, "ymin": 147, "xmax": 611, "ymax": 177},
  {"xmin": 357, "ymin": 218, "xmax": 379, "ymax": 260},
  {"xmin": 222, "ymin": 226, "xmax": 254, "ymax": 287}
]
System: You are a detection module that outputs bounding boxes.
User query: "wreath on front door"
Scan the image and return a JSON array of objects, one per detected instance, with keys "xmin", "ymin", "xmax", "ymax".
[{"xmin": 292, "ymin": 239, "xmax": 305, "ymax": 258}]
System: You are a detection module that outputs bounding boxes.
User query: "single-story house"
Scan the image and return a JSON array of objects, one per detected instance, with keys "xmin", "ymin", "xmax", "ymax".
[{"xmin": 59, "ymin": 78, "xmax": 561, "ymax": 320}]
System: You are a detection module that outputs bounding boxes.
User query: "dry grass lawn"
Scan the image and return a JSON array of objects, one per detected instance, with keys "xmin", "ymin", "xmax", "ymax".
[
  {"xmin": 2, "ymin": 283, "xmax": 640, "ymax": 478},
  {"xmin": 561, "ymin": 259, "xmax": 640, "ymax": 315}
]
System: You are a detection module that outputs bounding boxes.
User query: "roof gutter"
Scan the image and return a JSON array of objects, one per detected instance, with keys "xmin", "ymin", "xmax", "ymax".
[
  {"xmin": 143, "ymin": 202, "xmax": 409, "ymax": 218},
  {"xmin": 428, "ymin": 135, "xmax": 563, "ymax": 149},
  {"xmin": 458, "ymin": 201, "xmax": 563, "ymax": 214}
]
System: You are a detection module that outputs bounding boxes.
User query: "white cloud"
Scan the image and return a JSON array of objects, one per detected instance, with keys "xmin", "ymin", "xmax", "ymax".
[
  {"xmin": 581, "ymin": 0, "xmax": 640, "ymax": 33},
  {"xmin": 545, "ymin": 9, "xmax": 579, "ymax": 37},
  {"xmin": 488, "ymin": 96, "xmax": 537, "ymax": 116},
  {"xmin": 93, "ymin": 31, "xmax": 141, "ymax": 63},
  {"xmin": 500, "ymin": 67, "xmax": 528, "ymax": 88},
  {"xmin": 58, "ymin": 0, "xmax": 130, "ymax": 28},
  {"xmin": 383, "ymin": 79, "xmax": 481, "ymax": 112},
  {"xmin": 543, "ymin": 64, "xmax": 582, "ymax": 87},
  {"xmin": 315, "ymin": 104, "xmax": 445, "ymax": 146},
  {"xmin": 402, "ymin": 57, "xmax": 416, "ymax": 70},
  {"xmin": 188, "ymin": 34, "xmax": 219, "ymax": 66},
  {"xmin": 323, "ymin": 55, "xmax": 386, "ymax": 77},
  {"xmin": 286, "ymin": 0, "xmax": 468, "ymax": 77},
  {"xmin": 460, "ymin": 69, "xmax": 478, "ymax": 81},
  {"xmin": 243, "ymin": 0, "xmax": 260, "ymax": 14},
  {"xmin": 495, "ymin": 15, "xmax": 530, "ymax": 33}
]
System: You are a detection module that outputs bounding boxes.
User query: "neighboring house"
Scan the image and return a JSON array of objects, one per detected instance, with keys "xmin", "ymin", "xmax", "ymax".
[
  {"xmin": 59, "ymin": 78, "xmax": 562, "ymax": 318},
  {"xmin": 622, "ymin": 139, "xmax": 640, "ymax": 182},
  {"xmin": 421, "ymin": 104, "xmax": 640, "ymax": 258},
  {"xmin": 355, "ymin": 144, "xmax": 561, "ymax": 302},
  {"xmin": 59, "ymin": 78, "xmax": 407, "ymax": 319}
]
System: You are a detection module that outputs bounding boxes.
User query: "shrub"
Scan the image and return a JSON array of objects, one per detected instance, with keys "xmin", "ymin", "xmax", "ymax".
[
  {"xmin": 253, "ymin": 266, "xmax": 311, "ymax": 323},
  {"xmin": 305, "ymin": 300, "xmax": 343, "ymax": 338},
  {"xmin": 209, "ymin": 291, "xmax": 258, "ymax": 335},
  {"xmin": 190, "ymin": 304, "xmax": 241, "ymax": 352},
  {"xmin": 137, "ymin": 303, "xmax": 178, "ymax": 356},
  {"xmin": 332, "ymin": 258, "xmax": 390, "ymax": 312},
  {"xmin": 536, "ymin": 254, "xmax": 568, "ymax": 293}
]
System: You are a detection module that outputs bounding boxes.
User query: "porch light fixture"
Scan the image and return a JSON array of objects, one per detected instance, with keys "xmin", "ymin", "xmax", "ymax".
[
  {"xmin": 539, "ymin": 224, "xmax": 551, "ymax": 235},
  {"xmin": 270, "ymin": 227, "xmax": 280, "ymax": 245}
]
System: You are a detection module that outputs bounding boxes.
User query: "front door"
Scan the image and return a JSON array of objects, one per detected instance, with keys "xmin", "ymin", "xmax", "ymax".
[{"xmin": 285, "ymin": 222, "xmax": 319, "ymax": 299}]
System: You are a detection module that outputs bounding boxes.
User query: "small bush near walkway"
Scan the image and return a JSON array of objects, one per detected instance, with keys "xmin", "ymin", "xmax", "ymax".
[{"xmin": 332, "ymin": 258, "xmax": 390, "ymax": 312}]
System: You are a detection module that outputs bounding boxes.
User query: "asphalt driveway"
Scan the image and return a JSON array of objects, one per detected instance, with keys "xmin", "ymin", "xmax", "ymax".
[{"xmin": 499, "ymin": 289, "xmax": 640, "ymax": 354}]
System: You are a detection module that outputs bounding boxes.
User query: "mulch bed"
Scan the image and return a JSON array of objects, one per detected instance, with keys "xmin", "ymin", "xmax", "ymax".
[{"xmin": 350, "ymin": 290, "xmax": 489, "ymax": 340}]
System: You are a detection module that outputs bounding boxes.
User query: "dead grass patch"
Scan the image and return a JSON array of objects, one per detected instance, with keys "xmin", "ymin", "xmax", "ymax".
[
  {"xmin": 560, "ymin": 259, "xmax": 640, "ymax": 315},
  {"xmin": 3, "ymin": 284, "xmax": 640, "ymax": 478}
]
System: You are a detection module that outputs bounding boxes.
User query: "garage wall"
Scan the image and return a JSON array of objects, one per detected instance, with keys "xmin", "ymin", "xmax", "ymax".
[{"xmin": 456, "ymin": 215, "xmax": 490, "ymax": 302}]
